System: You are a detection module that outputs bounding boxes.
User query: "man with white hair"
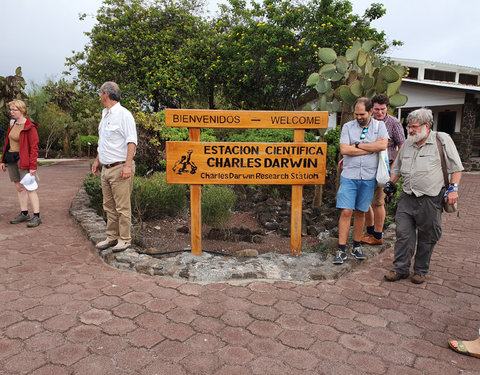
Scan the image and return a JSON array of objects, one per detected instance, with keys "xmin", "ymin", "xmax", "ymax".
[
  {"xmin": 92, "ymin": 81, "xmax": 138, "ymax": 252},
  {"xmin": 383, "ymin": 108, "xmax": 463, "ymax": 284}
]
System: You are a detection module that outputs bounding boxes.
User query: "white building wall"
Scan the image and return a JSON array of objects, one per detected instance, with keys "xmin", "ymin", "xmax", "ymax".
[{"xmin": 399, "ymin": 82, "xmax": 465, "ymax": 108}]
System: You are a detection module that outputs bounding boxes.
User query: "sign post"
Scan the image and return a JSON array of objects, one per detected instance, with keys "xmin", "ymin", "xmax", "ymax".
[
  {"xmin": 165, "ymin": 109, "xmax": 328, "ymax": 255},
  {"xmin": 189, "ymin": 128, "xmax": 202, "ymax": 255}
]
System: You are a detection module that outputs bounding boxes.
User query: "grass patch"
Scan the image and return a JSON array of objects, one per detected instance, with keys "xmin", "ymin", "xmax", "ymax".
[
  {"xmin": 37, "ymin": 161, "xmax": 54, "ymax": 166},
  {"xmin": 302, "ymin": 243, "xmax": 333, "ymax": 254}
]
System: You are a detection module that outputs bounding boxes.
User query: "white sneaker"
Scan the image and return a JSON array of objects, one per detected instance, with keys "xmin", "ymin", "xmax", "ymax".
[
  {"xmin": 96, "ymin": 238, "xmax": 118, "ymax": 250},
  {"xmin": 111, "ymin": 240, "xmax": 131, "ymax": 252}
]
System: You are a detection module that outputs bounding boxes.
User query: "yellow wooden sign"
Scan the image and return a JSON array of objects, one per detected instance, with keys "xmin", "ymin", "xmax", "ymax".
[
  {"xmin": 165, "ymin": 109, "xmax": 328, "ymax": 129},
  {"xmin": 166, "ymin": 142, "xmax": 327, "ymax": 185}
]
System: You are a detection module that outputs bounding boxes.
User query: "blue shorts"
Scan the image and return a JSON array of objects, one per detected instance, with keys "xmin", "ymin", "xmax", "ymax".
[{"xmin": 336, "ymin": 176, "xmax": 376, "ymax": 212}]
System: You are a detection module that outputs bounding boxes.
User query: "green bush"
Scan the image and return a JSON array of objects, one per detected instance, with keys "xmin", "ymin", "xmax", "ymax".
[
  {"xmin": 324, "ymin": 126, "xmax": 341, "ymax": 168},
  {"xmin": 83, "ymin": 172, "xmax": 187, "ymax": 220},
  {"xmin": 201, "ymin": 185, "xmax": 237, "ymax": 228},
  {"xmin": 73, "ymin": 135, "xmax": 99, "ymax": 148},
  {"xmin": 225, "ymin": 128, "xmax": 316, "ymax": 143},
  {"xmin": 132, "ymin": 172, "xmax": 186, "ymax": 219},
  {"xmin": 83, "ymin": 173, "xmax": 104, "ymax": 216},
  {"xmin": 385, "ymin": 178, "xmax": 403, "ymax": 226}
]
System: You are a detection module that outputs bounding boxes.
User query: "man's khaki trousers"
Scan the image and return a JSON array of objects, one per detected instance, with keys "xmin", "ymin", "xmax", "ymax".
[{"xmin": 101, "ymin": 163, "xmax": 135, "ymax": 243}]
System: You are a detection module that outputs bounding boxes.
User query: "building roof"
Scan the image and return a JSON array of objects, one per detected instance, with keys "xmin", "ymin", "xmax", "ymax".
[
  {"xmin": 402, "ymin": 78, "xmax": 480, "ymax": 93},
  {"xmin": 393, "ymin": 58, "xmax": 480, "ymax": 74}
]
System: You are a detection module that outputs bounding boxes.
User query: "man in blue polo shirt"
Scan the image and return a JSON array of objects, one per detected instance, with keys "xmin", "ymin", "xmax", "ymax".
[{"xmin": 333, "ymin": 97, "xmax": 389, "ymax": 264}]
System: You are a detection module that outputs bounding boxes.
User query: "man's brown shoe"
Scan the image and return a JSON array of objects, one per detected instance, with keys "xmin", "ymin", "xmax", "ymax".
[
  {"xmin": 384, "ymin": 271, "xmax": 409, "ymax": 282},
  {"xmin": 361, "ymin": 233, "xmax": 383, "ymax": 245},
  {"xmin": 411, "ymin": 274, "xmax": 426, "ymax": 284}
]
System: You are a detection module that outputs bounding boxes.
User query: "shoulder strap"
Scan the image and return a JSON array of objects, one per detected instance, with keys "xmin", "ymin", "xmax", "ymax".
[{"xmin": 435, "ymin": 133, "xmax": 449, "ymax": 187}]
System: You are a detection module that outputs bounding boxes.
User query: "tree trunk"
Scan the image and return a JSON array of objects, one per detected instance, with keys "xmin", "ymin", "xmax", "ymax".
[
  {"xmin": 208, "ymin": 87, "xmax": 215, "ymax": 109},
  {"xmin": 63, "ymin": 128, "xmax": 71, "ymax": 157}
]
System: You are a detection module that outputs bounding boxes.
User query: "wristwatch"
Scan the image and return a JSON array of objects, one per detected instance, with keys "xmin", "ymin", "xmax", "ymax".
[
  {"xmin": 355, "ymin": 142, "xmax": 360, "ymax": 148},
  {"xmin": 448, "ymin": 183, "xmax": 458, "ymax": 192}
]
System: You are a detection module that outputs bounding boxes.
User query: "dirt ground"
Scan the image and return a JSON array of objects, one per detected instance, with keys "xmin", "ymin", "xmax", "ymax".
[{"xmin": 135, "ymin": 210, "xmax": 321, "ymax": 256}]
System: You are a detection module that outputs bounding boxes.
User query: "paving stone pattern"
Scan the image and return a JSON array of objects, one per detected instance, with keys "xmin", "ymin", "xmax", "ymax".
[{"xmin": 0, "ymin": 160, "xmax": 479, "ymax": 375}]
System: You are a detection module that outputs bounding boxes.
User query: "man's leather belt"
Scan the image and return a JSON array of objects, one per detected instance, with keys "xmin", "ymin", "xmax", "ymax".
[{"xmin": 104, "ymin": 161, "xmax": 125, "ymax": 169}]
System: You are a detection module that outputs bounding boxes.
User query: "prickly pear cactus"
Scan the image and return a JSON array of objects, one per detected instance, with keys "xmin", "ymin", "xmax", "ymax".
[{"xmin": 307, "ymin": 40, "xmax": 408, "ymax": 113}]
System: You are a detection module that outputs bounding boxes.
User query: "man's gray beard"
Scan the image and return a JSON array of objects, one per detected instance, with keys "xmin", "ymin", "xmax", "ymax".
[{"xmin": 408, "ymin": 126, "xmax": 428, "ymax": 143}]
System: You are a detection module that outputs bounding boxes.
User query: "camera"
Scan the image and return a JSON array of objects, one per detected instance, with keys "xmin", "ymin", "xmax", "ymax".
[{"xmin": 383, "ymin": 181, "xmax": 397, "ymax": 196}]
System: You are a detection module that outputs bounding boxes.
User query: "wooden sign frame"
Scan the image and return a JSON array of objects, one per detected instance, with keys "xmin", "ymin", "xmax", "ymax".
[
  {"xmin": 166, "ymin": 141, "xmax": 326, "ymax": 185},
  {"xmin": 165, "ymin": 109, "xmax": 328, "ymax": 256}
]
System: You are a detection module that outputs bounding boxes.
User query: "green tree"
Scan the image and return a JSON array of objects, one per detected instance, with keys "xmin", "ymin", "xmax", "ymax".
[
  {"xmin": 37, "ymin": 103, "xmax": 72, "ymax": 158},
  {"xmin": 27, "ymin": 79, "xmax": 102, "ymax": 157},
  {"xmin": 212, "ymin": 0, "xmax": 397, "ymax": 110},
  {"xmin": 0, "ymin": 67, "xmax": 28, "ymax": 129},
  {"xmin": 67, "ymin": 0, "xmax": 400, "ymax": 111},
  {"xmin": 66, "ymin": 0, "xmax": 215, "ymax": 111}
]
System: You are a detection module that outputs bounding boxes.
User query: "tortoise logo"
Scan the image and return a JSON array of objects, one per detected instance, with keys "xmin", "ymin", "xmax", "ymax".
[{"xmin": 172, "ymin": 150, "xmax": 197, "ymax": 175}]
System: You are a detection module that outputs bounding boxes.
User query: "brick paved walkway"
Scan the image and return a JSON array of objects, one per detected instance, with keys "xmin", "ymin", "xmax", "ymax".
[{"xmin": 0, "ymin": 160, "xmax": 478, "ymax": 375}]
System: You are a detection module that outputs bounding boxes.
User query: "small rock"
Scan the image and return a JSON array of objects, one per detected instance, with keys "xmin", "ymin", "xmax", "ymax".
[
  {"xmin": 264, "ymin": 221, "xmax": 279, "ymax": 230},
  {"xmin": 176, "ymin": 225, "xmax": 189, "ymax": 233},
  {"xmin": 235, "ymin": 249, "xmax": 259, "ymax": 258},
  {"xmin": 307, "ymin": 225, "xmax": 319, "ymax": 236},
  {"xmin": 252, "ymin": 235, "xmax": 263, "ymax": 244},
  {"xmin": 140, "ymin": 247, "xmax": 163, "ymax": 255}
]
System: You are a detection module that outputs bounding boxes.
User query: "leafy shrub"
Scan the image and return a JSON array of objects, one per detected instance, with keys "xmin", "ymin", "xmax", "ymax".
[
  {"xmin": 37, "ymin": 103, "xmax": 72, "ymax": 157},
  {"xmin": 134, "ymin": 163, "xmax": 152, "ymax": 177},
  {"xmin": 385, "ymin": 178, "xmax": 403, "ymax": 226},
  {"xmin": 225, "ymin": 128, "xmax": 316, "ymax": 143},
  {"xmin": 83, "ymin": 172, "xmax": 187, "ymax": 220},
  {"xmin": 72, "ymin": 135, "xmax": 99, "ymax": 157},
  {"xmin": 132, "ymin": 172, "xmax": 186, "ymax": 219},
  {"xmin": 83, "ymin": 173, "xmax": 104, "ymax": 216},
  {"xmin": 302, "ymin": 243, "xmax": 332, "ymax": 254},
  {"xmin": 72, "ymin": 135, "xmax": 99, "ymax": 148},
  {"xmin": 201, "ymin": 185, "xmax": 237, "ymax": 228},
  {"xmin": 324, "ymin": 126, "xmax": 341, "ymax": 168}
]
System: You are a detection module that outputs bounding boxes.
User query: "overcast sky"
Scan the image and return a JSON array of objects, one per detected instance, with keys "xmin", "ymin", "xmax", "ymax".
[{"xmin": 1, "ymin": 0, "xmax": 479, "ymax": 87}]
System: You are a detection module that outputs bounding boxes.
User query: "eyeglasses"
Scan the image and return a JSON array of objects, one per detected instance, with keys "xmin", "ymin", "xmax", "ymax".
[
  {"xmin": 360, "ymin": 127, "xmax": 368, "ymax": 139},
  {"xmin": 406, "ymin": 123, "xmax": 425, "ymax": 130}
]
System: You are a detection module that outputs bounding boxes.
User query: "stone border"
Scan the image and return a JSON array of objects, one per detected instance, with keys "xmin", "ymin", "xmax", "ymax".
[{"xmin": 70, "ymin": 186, "xmax": 395, "ymax": 284}]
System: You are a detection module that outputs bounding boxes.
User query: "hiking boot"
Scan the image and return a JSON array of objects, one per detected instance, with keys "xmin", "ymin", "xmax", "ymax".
[
  {"xmin": 111, "ymin": 240, "xmax": 131, "ymax": 253},
  {"xmin": 27, "ymin": 216, "xmax": 42, "ymax": 228},
  {"xmin": 10, "ymin": 214, "xmax": 31, "ymax": 224},
  {"xmin": 411, "ymin": 274, "xmax": 426, "ymax": 284},
  {"xmin": 332, "ymin": 251, "xmax": 347, "ymax": 265},
  {"xmin": 96, "ymin": 238, "xmax": 118, "ymax": 250},
  {"xmin": 351, "ymin": 246, "xmax": 367, "ymax": 260},
  {"xmin": 384, "ymin": 271, "xmax": 409, "ymax": 282},
  {"xmin": 360, "ymin": 233, "xmax": 383, "ymax": 245}
]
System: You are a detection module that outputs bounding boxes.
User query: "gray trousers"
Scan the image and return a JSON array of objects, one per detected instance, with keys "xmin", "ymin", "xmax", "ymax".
[{"xmin": 392, "ymin": 191, "xmax": 443, "ymax": 276}]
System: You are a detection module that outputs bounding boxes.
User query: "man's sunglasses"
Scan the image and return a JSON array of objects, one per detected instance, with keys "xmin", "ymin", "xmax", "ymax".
[{"xmin": 360, "ymin": 127, "xmax": 368, "ymax": 139}]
